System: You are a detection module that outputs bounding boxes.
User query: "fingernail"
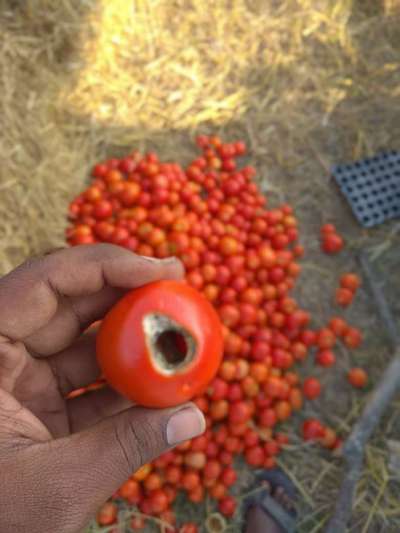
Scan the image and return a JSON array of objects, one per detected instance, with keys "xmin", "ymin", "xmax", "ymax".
[
  {"xmin": 166, "ymin": 406, "xmax": 206, "ymax": 445},
  {"xmin": 140, "ymin": 256, "xmax": 178, "ymax": 265}
]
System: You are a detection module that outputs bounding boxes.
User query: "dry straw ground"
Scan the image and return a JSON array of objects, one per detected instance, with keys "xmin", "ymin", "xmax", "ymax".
[{"xmin": 1, "ymin": 0, "xmax": 400, "ymax": 531}]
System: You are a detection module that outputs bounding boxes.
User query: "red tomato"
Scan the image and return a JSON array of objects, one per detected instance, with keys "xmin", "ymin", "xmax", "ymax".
[
  {"xmin": 303, "ymin": 377, "xmax": 322, "ymax": 399},
  {"xmin": 335, "ymin": 288, "xmax": 354, "ymax": 307},
  {"xmin": 302, "ymin": 419, "xmax": 325, "ymax": 441},
  {"xmin": 328, "ymin": 317, "xmax": 348, "ymax": 337},
  {"xmin": 218, "ymin": 496, "xmax": 237, "ymax": 517},
  {"xmin": 316, "ymin": 350, "xmax": 336, "ymax": 367},
  {"xmin": 179, "ymin": 523, "xmax": 198, "ymax": 533},
  {"xmin": 348, "ymin": 368, "xmax": 368, "ymax": 388},
  {"xmin": 97, "ymin": 502, "xmax": 117, "ymax": 526},
  {"xmin": 322, "ymin": 233, "xmax": 344, "ymax": 254},
  {"xmin": 97, "ymin": 280, "xmax": 223, "ymax": 407},
  {"xmin": 343, "ymin": 327, "xmax": 363, "ymax": 349},
  {"xmin": 340, "ymin": 273, "xmax": 361, "ymax": 292},
  {"xmin": 317, "ymin": 328, "xmax": 336, "ymax": 349}
]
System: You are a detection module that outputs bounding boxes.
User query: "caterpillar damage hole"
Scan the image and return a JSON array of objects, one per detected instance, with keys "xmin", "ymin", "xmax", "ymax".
[{"xmin": 143, "ymin": 313, "xmax": 196, "ymax": 374}]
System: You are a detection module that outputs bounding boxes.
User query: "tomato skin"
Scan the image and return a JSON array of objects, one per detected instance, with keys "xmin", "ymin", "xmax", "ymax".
[{"xmin": 97, "ymin": 280, "xmax": 223, "ymax": 407}]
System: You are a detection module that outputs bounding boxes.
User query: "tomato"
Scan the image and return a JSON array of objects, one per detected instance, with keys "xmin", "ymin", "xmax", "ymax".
[
  {"xmin": 316, "ymin": 350, "xmax": 336, "ymax": 367},
  {"xmin": 181, "ymin": 471, "xmax": 201, "ymax": 491},
  {"xmin": 322, "ymin": 233, "xmax": 344, "ymax": 254},
  {"xmin": 228, "ymin": 401, "xmax": 251, "ymax": 424},
  {"xmin": 209, "ymin": 481, "xmax": 227, "ymax": 500},
  {"xmin": 119, "ymin": 479, "xmax": 141, "ymax": 504},
  {"xmin": 320, "ymin": 427, "xmax": 337, "ymax": 449},
  {"xmin": 204, "ymin": 460, "xmax": 222, "ymax": 480},
  {"xmin": 218, "ymin": 496, "xmax": 237, "ymax": 517},
  {"xmin": 348, "ymin": 368, "xmax": 368, "ymax": 388},
  {"xmin": 97, "ymin": 502, "xmax": 117, "ymax": 526},
  {"xmin": 302, "ymin": 377, "xmax": 322, "ymax": 400},
  {"xmin": 340, "ymin": 273, "xmax": 361, "ymax": 292},
  {"xmin": 133, "ymin": 463, "xmax": 152, "ymax": 481},
  {"xmin": 302, "ymin": 419, "xmax": 325, "ymax": 441},
  {"xmin": 321, "ymin": 223, "xmax": 336, "ymax": 234},
  {"xmin": 328, "ymin": 317, "xmax": 348, "ymax": 337},
  {"xmin": 317, "ymin": 328, "xmax": 336, "ymax": 349},
  {"xmin": 343, "ymin": 327, "xmax": 363, "ymax": 349},
  {"xmin": 179, "ymin": 523, "xmax": 199, "ymax": 533},
  {"xmin": 130, "ymin": 515, "xmax": 146, "ymax": 530},
  {"xmin": 289, "ymin": 388, "xmax": 303, "ymax": 410},
  {"xmin": 335, "ymin": 287, "xmax": 354, "ymax": 307},
  {"xmin": 97, "ymin": 280, "xmax": 223, "ymax": 407},
  {"xmin": 245, "ymin": 445, "xmax": 265, "ymax": 466},
  {"xmin": 148, "ymin": 488, "xmax": 169, "ymax": 513}
]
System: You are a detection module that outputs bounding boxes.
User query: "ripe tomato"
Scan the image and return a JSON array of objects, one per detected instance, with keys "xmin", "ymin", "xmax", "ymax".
[
  {"xmin": 97, "ymin": 502, "xmax": 117, "ymax": 526},
  {"xmin": 97, "ymin": 280, "xmax": 223, "ymax": 407},
  {"xmin": 322, "ymin": 233, "xmax": 344, "ymax": 254},
  {"xmin": 320, "ymin": 427, "xmax": 337, "ymax": 449},
  {"xmin": 317, "ymin": 328, "xmax": 336, "ymax": 349},
  {"xmin": 218, "ymin": 496, "xmax": 237, "ymax": 517},
  {"xmin": 343, "ymin": 327, "xmax": 363, "ymax": 349},
  {"xmin": 336, "ymin": 287, "xmax": 354, "ymax": 307},
  {"xmin": 340, "ymin": 273, "xmax": 361, "ymax": 292},
  {"xmin": 179, "ymin": 523, "xmax": 198, "ymax": 533},
  {"xmin": 328, "ymin": 317, "xmax": 348, "ymax": 337},
  {"xmin": 148, "ymin": 489, "xmax": 169, "ymax": 513},
  {"xmin": 302, "ymin": 419, "xmax": 325, "ymax": 441},
  {"xmin": 316, "ymin": 350, "xmax": 336, "ymax": 367},
  {"xmin": 348, "ymin": 368, "xmax": 368, "ymax": 388},
  {"xmin": 302, "ymin": 377, "xmax": 322, "ymax": 400}
]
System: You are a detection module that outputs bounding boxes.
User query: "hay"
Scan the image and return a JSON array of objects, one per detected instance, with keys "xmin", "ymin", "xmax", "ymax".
[{"xmin": 1, "ymin": 0, "xmax": 400, "ymax": 531}]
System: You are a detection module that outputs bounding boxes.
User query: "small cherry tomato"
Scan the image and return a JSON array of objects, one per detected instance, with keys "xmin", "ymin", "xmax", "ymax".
[
  {"xmin": 348, "ymin": 368, "xmax": 368, "ymax": 388},
  {"xmin": 302, "ymin": 418, "xmax": 325, "ymax": 441},
  {"xmin": 343, "ymin": 327, "xmax": 363, "ymax": 349},
  {"xmin": 322, "ymin": 233, "xmax": 344, "ymax": 254},
  {"xmin": 316, "ymin": 350, "xmax": 336, "ymax": 367},
  {"xmin": 303, "ymin": 377, "xmax": 322, "ymax": 400},
  {"xmin": 335, "ymin": 288, "xmax": 354, "ymax": 307},
  {"xmin": 97, "ymin": 502, "xmax": 117, "ymax": 526},
  {"xmin": 218, "ymin": 496, "xmax": 237, "ymax": 517},
  {"xmin": 97, "ymin": 280, "xmax": 223, "ymax": 407},
  {"xmin": 340, "ymin": 273, "xmax": 361, "ymax": 292}
]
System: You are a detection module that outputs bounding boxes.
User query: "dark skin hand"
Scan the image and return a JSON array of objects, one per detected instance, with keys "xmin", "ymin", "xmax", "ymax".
[{"xmin": 0, "ymin": 244, "xmax": 205, "ymax": 533}]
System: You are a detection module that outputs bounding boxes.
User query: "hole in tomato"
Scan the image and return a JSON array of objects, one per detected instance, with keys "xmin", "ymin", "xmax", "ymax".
[
  {"xmin": 143, "ymin": 313, "xmax": 196, "ymax": 374},
  {"xmin": 156, "ymin": 330, "xmax": 188, "ymax": 365}
]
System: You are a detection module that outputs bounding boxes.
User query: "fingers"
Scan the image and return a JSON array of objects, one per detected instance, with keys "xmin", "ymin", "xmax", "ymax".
[
  {"xmin": 0, "ymin": 244, "xmax": 183, "ymax": 350},
  {"xmin": 48, "ymin": 331, "xmax": 100, "ymax": 395},
  {"xmin": 35, "ymin": 404, "xmax": 205, "ymax": 532},
  {"xmin": 67, "ymin": 386, "xmax": 132, "ymax": 432}
]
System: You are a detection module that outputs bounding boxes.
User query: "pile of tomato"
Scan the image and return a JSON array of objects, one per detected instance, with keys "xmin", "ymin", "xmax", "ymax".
[{"xmin": 66, "ymin": 136, "xmax": 367, "ymax": 532}]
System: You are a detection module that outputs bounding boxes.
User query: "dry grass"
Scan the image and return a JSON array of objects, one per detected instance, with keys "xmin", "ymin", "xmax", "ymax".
[{"xmin": 1, "ymin": 0, "xmax": 400, "ymax": 531}]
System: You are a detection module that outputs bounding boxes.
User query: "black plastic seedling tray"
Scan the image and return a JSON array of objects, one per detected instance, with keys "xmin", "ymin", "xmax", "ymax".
[{"xmin": 332, "ymin": 151, "xmax": 400, "ymax": 228}]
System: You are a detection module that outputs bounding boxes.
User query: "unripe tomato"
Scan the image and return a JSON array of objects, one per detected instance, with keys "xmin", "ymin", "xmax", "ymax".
[{"xmin": 97, "ymin": 280, "xmax": 223, "ymax": 407}]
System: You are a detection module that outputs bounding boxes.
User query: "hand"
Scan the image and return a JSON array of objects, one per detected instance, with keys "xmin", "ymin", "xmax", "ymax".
[{"xmin": 0, "ymin": 244, "xmax": 205, "ymax": 533}]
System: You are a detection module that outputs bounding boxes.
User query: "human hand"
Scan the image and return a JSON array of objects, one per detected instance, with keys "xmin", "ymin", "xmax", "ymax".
[{"xmin": 0, "ymin": 244, "xmax": 205, "ymax": 533}]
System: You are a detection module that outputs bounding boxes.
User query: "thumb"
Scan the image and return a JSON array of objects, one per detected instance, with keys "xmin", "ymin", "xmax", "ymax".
[{"xmin": 38, "ymin": 403, "xmax": 205, "ymax": 532}]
